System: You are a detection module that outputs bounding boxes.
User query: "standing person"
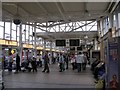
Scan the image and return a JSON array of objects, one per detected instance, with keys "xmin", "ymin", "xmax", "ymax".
[
  {"xmin": 59, "ymin": 53, "xmax": 65, "ymax": 72},
  {"xmin": 42, "ymin": 52, "xmax": 50, "ymax": 73},
  {"xmin": 15, "ymin": 53, "xmax": 21, "ymax": 73},
  {"xmin": 82, "ymin": 53, "xmax": 87, "ymax": 70},
  {"xmin": 39, "ymin": 54, "xmax": 42, "ymax": 67},
  {"xmin": 70, "ymin": 54, "xmax": 76, "ymax": 70},
  {"xmin": 76, "ymin": 52, "xmax": 84, "ymax": 72},
  {"xmin": 31, "ymin": 57, "xmax": 37, "ymax": 72},
  {"xmin": 8, "ymin": 53, "xmax": 13, "ymax": 72},
  {"xmin": 36, "ymin": 54, "xmax": 40, "ymax": 67},
  {"xmin": 64, "ymin": 54, "xmax": 69, "ymax": 69}
]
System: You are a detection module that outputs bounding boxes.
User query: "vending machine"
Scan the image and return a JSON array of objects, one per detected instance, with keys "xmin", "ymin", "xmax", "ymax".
[{"xmin": 105, "ymin": 37, "xmax": 120, "ymax": 89}]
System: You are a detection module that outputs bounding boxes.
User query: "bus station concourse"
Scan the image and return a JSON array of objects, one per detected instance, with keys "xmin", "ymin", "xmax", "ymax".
[{"xmin": 0, "ymin": 1, "xmax": 120, "ymax": 89}]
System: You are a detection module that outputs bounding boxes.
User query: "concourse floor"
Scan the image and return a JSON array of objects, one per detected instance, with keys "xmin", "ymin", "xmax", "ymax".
[{"xmin": 3, "ymin": 64, "xmax": 95, "ymax": 88}]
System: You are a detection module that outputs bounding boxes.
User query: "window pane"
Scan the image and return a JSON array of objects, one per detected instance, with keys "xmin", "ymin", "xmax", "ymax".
[
  {"xmin": 5, "ymin": 22, "xmax": 10, "ymax": 34},
  {"xmin": 0, "ymin": 27, "xmax": 4, "ymax": 39},
  {"xmin": 17, "ymin": 26, "xmax": 20, "ymax": 37},
  {"xmin": 29, "ymin": 36, "xmax": 33, "ymax": 44},
  {"xmin": 11, "ymin": 30, "xmax": 16, "ymax": 40},
  {"xmin": 30, "ymin": 26, "xmax": 33, "ymax": 35},
  {"xmin": 22, "ymin": 35, "xmax": 25, "ymax": 42},
  {"xmin": 5, "ymin": 33, "xmax": 10, "ymax": 40},
  {"xmin": 26, "ymin": 30, "xmax": 28, "ymax": 40},
  {"xmin": 0, "ymin": 21, "xmax": 4, "ymax": 27},
  {"xmin": 12, "ymin": 23, "xmax": 16, "ymax": 30}
]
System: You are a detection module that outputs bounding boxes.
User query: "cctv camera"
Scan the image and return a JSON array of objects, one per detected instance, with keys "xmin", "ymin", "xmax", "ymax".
[{"xmin": 13, "ymin": 19, "xmax": 22, "ymax": 25}]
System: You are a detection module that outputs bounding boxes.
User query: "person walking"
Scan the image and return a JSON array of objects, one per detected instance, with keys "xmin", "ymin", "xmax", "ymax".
[
  {"xmin": 76, "ymin": 52, "xmax": 84, "ymax": 72},
  {"xmin": 64, "ymin": 54, "xmax": 69, "ymax": 69},
  {"xmin": 42, "ymin": 52, "xmax": 50, "ymax": 73},
  {"xmin": 70, "ymin": 54, "xmax": 76, "ymax": 70},
  {"xmin": 8, "ymin": 53, "xmax": 13, "ymax": 72},
  {"xmin": 82, "ymin": 53, "xmax": 87, "ymax": 70},
  {"xmin": 36, "ymin": 54, "xmax": 40, "ymax": 67},
  {"xmin": 31, "ymin": 57, "xmax": 37, "ymax": 72},
  {"xmin": 15, "ymin": 53, "xmax": 21, "ymax": 73},
  {"xmin": 59, "ymin": 53, "xmax": 65, "ymax": 72}
]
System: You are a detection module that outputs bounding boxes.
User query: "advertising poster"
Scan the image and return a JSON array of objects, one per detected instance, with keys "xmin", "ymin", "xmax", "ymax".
[{"xmin": 106, "ymin": 37, "xmax": 120, "ymax": 89}]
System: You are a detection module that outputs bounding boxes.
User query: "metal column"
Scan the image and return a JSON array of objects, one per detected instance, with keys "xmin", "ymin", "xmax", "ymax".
[
  {"xmin": 49, "ymin": 42, "xmax": 53, "ymax": 64},
  {"xmin": 19, "ymin": 24, "xmax": 23, "ymax": 65},
  {"xmin": 34, "ymin": 23, "xmax": 37, "ymax": 58},
  {"xmin": 109, "ymin": 14, "xmax": 113, "ymax": 28}
]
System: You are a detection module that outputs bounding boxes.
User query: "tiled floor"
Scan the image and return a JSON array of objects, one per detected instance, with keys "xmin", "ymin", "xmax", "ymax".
[{"xmin": 3, "ymin": 64, "xmax": 95, "ymax": 88}]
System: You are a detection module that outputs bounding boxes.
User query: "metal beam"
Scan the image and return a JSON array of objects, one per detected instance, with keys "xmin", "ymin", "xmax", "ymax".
[
  {"xmin": 88, "ymin": 22, "xmax": 97, "ymax": 31},
  {"xmin": 110, "ymin": 1, "xmax": 119, "ymax": 13},
  {"xmin": 27, "ymin": 22, "xmax": 69, "ymax": 28},
  {"xmin": 54, "ymin": 2, "xmax": 67, "ymax": 22},
  {"xmin": 69, "ymin": 21, "xmax": 95, "ymax": 32}
]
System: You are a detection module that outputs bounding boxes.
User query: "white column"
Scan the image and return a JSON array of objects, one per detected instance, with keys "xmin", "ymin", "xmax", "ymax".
[
  {"xmin": 10, "ymin": 21, "xmax": 12, "ymax": 40},
  {"xmin": 101, "ymin": 18, "xmax": 104, "ymax": 36},
  {"xmin": 49, "ymin": 42, "xmax": 52, "ymax": 64},
  {"xmin": 109, "ymin": 14, "xmax": 113, "ymax": 28},
  {"xmin": 44, "ymin": 39, "xmax": 46, "ymax": 50},
  {"xmin": 3, "ymin": 21, "xmax": 5, "ymax": 39},
  {"xmin": 23, "ymin": 50, "xmax": 26, "ymax": 61},
  {"xmin": 118, "ymin": 13, "xmax": 120, "ymax": 28},
  {"xmin": 19, "ymin": 24, "xmax": 23, "ymax": 65},
  {"xmin": 94, "ymin": 38, "xmax": 98, "ymax": 50},
  {"xmin": 34, "ymin": 23, "xmax": 37, "ymax": 58}
]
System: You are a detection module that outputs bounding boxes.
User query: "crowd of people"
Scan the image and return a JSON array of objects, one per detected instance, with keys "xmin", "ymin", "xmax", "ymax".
[{"xmin": 3, "ymin": 51, "xmax": 90, "ymax": 74}]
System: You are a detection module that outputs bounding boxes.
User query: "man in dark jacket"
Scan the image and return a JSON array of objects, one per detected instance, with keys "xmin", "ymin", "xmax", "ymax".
[
  {"xmin": 42, "ymin": 52, "xmax": 50, "ymax": 73},
  {"xmin": 16, "ymin": 54, "xmax": 21, "ymax": 73}
]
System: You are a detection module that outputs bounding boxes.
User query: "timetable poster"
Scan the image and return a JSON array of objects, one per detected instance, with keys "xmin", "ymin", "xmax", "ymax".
[{"xmin": 107, "ymin": 37, "xmax": 120, "ymax": 89}]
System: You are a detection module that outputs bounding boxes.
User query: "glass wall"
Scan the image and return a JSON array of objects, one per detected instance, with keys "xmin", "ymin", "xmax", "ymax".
[
  {"xmin": 11, "ymin": 23, "xmax": 17, "ymax": 41},
  {"xmin": 0, "ymin": 21, "xmax": 4, "ymax": 39},
  {"xmin": 5, "ymin": 22, "xmax": 10, "ymax": 40}
]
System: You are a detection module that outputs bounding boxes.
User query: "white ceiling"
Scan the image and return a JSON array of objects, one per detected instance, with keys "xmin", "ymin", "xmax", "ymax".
[
  {"xmin": 1, "ymin": 2, "xmax": 111, "ymax": 43},
  {"xmin": 2, "ymin": 2, "xmax": 110, "ymax": 23}
]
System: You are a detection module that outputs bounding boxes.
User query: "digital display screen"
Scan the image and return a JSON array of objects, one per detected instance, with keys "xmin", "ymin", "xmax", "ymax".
[
  {"xmin": 55, "ymin": 40, "xmax": 66, "ymax": 46},
  {"xmin": 69, "ymin": 39, "xmax": 79, "ymax": 46}
]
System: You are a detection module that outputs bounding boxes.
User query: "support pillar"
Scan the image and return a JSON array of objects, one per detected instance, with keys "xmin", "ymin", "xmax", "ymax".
[
  {"xmin": 43, "ymin": 39, "xmax": 46, "ymax": 55},
  {"xmin": 109, "ymin": 14, "xmax": 113, "ymax": 28},
  {"xmin": 49, "ymin": 42, "xmax": 53, "ymax": 64},
  {"xmin": 34, "ymin": 23, "xmax": 37, "ymax": 58},
  {"xmin": 19, "ymin": 24, "xmax": 23, "ymax": 65},
  {"xmin": 100, "ymin": 18, "xmax": 104, "ymax": 61},
  {"xmin": 94, "ymin": 38, "xmax": 98, "ymax": 50}
]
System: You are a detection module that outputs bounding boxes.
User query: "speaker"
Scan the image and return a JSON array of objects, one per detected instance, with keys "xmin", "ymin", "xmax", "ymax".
[{"xmin": 13, "ymin": 19, "xmax": 22, "ymax": 25}]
